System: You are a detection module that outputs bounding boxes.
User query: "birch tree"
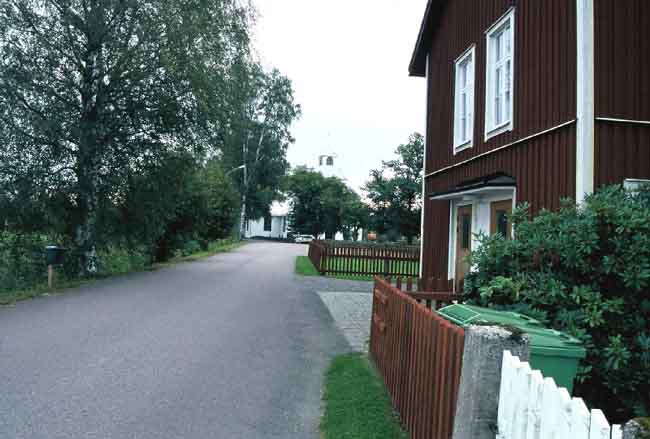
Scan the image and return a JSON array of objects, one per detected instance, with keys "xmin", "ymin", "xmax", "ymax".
[{"xmin": 0, "ymin": 0, "xmax": 252, "ymax": 274}]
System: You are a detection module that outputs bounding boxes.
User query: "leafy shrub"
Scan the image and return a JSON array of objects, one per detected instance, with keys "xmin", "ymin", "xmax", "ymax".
[
  {"xmin": 175, "ymin": 240, "xmax": 203, "ymax": 258},
  {"xmin": 464, "ymin": 185, "xmax": 650, "ymax": 422},
  {"xmin": 0, "ymin": 232, "xmax": 49, "ymax": 292},
  {"xmin": 96, "ymin": 246, "xmax": 150, "ymax": 276}
]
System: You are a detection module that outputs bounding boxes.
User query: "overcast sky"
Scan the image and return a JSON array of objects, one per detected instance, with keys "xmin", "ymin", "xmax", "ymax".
[{"xmin": 253, "ymin": 0, "xmax": 429, "ymax": 191}]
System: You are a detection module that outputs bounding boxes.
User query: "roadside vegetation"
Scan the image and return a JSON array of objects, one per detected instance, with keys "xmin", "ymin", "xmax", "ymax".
[
  {"xmin": 464, "ymin": 185, "xmax": 650, "ymax": 422},
  {"xmin": 0, "ymin": 1, "xmax": 300, "ymax": 297},
  {"xmin": 321, "ymin": 353, "xmax": 407, "ymax": 439},
  {"xmin": 0, "ymin": 237, "xmax": 244, "ymax": 305}
]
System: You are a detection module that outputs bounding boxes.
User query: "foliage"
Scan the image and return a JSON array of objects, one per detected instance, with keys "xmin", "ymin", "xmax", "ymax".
[
  {"xmin": 119, "ymin": 156, "xmax": 240, "ymax": 261},
  {"xmin": 321, "ymin": 353, "xmax": 408, "ymax": 439},
  {"xmin": 96, "ymin": 247, "xmax": 151, "ymax": 276},
  {"xmin": 464, "ymin": 185, "xmax": 650, "ymax": 422},
  {"xmin": 286, "ymin": 167, "xmax": 368, "ymax": 239},
  {"xmin": 220, "ymin": 63, "xmax": 301, "ymax": 231},
  {"xmin": 0, "ymin": 232, "xmax": 49, "ymax": 293},
  {"xmin": 364, "ymin": 133, "xmax": 424, "ymax": 243},
  {"xmin": 0, "ymin": 0, "xmax": 282, "ymax": 274}
]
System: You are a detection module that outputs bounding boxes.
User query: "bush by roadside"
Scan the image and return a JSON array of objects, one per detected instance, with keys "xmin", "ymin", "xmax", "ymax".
[
  {"xmin": 0, "ymin": 233, "xmax": 243, "ymax": 304},
  {"xmin": 464, "ymin": 185, "xmax": 650, "ymax": 422},
  {"xmin": 0, "ymin": 232, "xmax": 50, "ymax": 293}
]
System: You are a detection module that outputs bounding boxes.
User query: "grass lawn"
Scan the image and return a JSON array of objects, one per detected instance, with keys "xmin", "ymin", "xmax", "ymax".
[
  {"xmin": 295, "ymin": 255, "xmax": 321, "ymax": 276},
  {"xmin": 0, "ymin": 240, "xmax": 247, "ymax": 306},
  {"xmin": 295, "ymin": 256, "xmax": 375, "ymax": 281},
  {"xmin": 321, "ymin": 353, "xmax": 407, "ymax": 439},
  {"xmin": 294, "ymin": 255, "xmax": 418, "ymax": 282},
  {"xmin": 324, "ymin": 257, "xmax": 419, "ymax": 278}
]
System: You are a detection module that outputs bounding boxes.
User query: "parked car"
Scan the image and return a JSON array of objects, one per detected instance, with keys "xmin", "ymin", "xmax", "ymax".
[{"xmin": 294, "ymin": 234, "xmax": 315, "ymax": 244}]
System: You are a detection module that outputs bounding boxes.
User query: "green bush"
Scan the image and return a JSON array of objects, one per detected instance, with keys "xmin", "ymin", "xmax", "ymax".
[
  {"xmin": 96, "ymin": 246, "xmax": 150, "ymax": 276},
  {"xmin": 0, "ymin": 232, "xmax": 49, "ymax": 292},
  {"xmin": 175, "ymin": 240, "xmax": 203, "ymax": 258},
  {"xmin": 464, "ymin": 185, "xmax": 650, "ymax": 422}
]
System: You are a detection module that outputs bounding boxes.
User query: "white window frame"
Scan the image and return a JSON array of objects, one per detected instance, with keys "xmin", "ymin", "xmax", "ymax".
[
  {"xmin": 485, "ymin": 8, "xmax": 515, "ymax": 141},
  {"xmin": 453, "ymin": 45, "xmax": 476, "ymax": 153}
]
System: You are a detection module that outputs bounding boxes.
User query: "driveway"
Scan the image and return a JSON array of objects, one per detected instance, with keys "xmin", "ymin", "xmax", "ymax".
[{"xmin": 0, "ymin": 242, "xmax": 349, "ymax": 439}]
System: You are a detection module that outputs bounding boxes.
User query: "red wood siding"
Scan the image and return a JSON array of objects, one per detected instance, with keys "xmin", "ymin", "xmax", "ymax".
[
  {"xmin": 594, "ymin": 0, "xmax": 650, "ymax": 121},
  {"xmin": 422, "ymin": 124, "xmax": 576, "ymax": 281},
  {"xmin": 594, "ymin": 0, "xmax": 650, "ymax": 186},
  {"xmin": 595, "ymin": 123, "xmax": 650, "ymax": 186},
  {"xmin": 425, "ymin": 0, "xmax": 577, "ymax": 175}
]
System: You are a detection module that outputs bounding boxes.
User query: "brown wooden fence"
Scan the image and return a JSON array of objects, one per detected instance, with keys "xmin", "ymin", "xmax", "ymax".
[
  {"xmin": 307, "ymin": 241, "xmax": 420, "ymax": 278},
  {"xmin": 370, "ymin": 276, "xmax": 465, "ymax": 439}
]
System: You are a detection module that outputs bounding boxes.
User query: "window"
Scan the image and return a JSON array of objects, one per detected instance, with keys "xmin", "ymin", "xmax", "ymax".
[
  {"xmin": 454, "ymin": 46, "xmax": 475, "ymax": 152},
  {"xmin": 485, "ymin": 8, "xmax": 515, "ymax": 139},
  {"xmin": 263, "ymin": 214, "xmax": 272, "ymax": 232},
  {"xmin": 326, "ymin": 156, "xmax": 334, "ymax": 166},
  {"xmin": 490, "ymin": 200, "xmax": 513, "ymax": 239}
]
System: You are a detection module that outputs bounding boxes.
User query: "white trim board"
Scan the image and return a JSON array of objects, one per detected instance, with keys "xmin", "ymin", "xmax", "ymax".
[
  {"xmin": 576, "ymin": 0, "xmax": 595, "ymax": 203},
  {"xmin": 596, "ymin": 117, "xmax": 650, "ymax": 126},
  {"xmin": 419, "ymin": 54, "xmax": 430, "ymax": 278}
]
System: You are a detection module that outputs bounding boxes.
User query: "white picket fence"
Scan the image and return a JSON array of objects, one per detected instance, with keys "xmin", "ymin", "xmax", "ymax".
[{"xmin": 497, "ymin": 350, "xmax": 622, "ymax": 439}]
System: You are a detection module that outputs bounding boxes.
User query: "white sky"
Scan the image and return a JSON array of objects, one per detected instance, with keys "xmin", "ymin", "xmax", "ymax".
[{"xmin": 253, "ymin": 0, "xmax": 429, "ymax": 191}]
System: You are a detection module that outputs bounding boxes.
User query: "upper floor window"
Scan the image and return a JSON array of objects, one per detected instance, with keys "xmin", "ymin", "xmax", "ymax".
[
  {"xmin": 485, "ymin": 8, "xmax": 515, "ymax": 139},
  {"xmin": 453, "ymin": 46, "xmax": 475, "ymax": 153}
]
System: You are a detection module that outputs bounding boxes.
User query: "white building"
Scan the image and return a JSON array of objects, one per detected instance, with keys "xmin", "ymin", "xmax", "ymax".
[
  {"xmin": 244, "ymin": 201, "xmax": 289, "ymax": 239},
  {"xmin": 317, "ymin": 153, "xmax": 345, "ymax": 180}
]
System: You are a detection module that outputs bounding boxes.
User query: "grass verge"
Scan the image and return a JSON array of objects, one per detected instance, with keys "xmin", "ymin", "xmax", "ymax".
[
  {"xmin": 157, "ymin": 239, "xmax": 246, "ymax": 266},
  {"xmin": 321, "ymin": 353, "xmax": 407, "ymax": 439},
  {"xmin": 294, "ymin": 256, "xmax": 375, "ymax": 282},
  {"xmin": 0, "ymin": 240, "xmax": 247, "ymax": 306},
  {"xmin": 295, "ymin": 256, "xmax": 321, "ymax": 276}
]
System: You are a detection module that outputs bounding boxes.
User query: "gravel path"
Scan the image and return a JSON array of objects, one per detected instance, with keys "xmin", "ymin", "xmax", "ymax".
[
  {"xmin": 0, "ymin": 242, "xmax": 348, "ymax": 439},
  {"xmin": 316, "ymin": 292, "xmax": 373, "ymax": 352}
]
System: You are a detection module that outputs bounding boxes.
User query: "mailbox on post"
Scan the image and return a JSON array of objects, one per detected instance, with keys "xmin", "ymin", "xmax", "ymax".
[{"xmin": 45, "ymin": 245, "xmax": 67, "ymax": 288}]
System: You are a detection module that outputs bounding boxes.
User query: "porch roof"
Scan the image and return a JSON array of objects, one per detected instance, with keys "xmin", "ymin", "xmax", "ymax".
[{"xmin": 429, "ymin": 174, "xmax": 516, "ymax": 201}]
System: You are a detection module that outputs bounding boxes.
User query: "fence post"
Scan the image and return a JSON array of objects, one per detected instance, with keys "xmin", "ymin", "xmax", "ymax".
[{"xmin": 452, "ymin": 325, "xmax": 530, "ymax": 439}]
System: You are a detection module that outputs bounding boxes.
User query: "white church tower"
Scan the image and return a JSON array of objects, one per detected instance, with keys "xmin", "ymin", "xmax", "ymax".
[{"xmin": 317, "ymin": 153, "xmax": 345, "ymax": 180}]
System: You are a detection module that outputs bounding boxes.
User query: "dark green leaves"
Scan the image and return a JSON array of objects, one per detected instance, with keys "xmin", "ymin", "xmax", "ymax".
[{"xmin": 464, "ymin": 184, "xmax": 650, "ymax": 421}]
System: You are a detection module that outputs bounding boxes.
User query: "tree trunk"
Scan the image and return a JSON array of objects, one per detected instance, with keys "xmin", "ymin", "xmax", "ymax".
[{"xmin": 76, "ymin": 39, "xmax": 102, "ymax": 276}]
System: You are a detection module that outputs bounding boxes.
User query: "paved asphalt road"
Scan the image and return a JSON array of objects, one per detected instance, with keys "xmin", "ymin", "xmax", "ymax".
[{"xmin": 0, "ymin": 242, "xmax": 349, "ymax": 438}]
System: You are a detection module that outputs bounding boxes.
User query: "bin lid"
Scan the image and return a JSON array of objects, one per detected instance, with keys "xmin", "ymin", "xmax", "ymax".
[
  {"xmin": 46, "ymin": 246, "xmax": 68, "ymax": 251},
  {"xmin": 437, "ymin": 304, "xmax": 586, "ymax": 359}
]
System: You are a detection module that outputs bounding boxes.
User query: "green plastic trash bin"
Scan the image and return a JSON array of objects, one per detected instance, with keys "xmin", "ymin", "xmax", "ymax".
[{"xmin": 436, "ymin": 304, "xmax": 586, "ymax": 393}]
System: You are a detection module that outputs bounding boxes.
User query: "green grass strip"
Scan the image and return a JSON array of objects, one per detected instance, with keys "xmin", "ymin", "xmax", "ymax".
[
  {"xmin": 294, "ymin": 256, "xmax": 321, "ymax": 276},
  {"xmin": 321, "ymin": 353, "xmax": 407, "ymax": 439}
]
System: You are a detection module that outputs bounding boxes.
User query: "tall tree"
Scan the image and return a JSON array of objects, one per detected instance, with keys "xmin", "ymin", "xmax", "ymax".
[
  {"xmin": 0, "ymin": 0, "xmax": 252, "ymax": 273},
  {"xmin": 220, "ymin": 63, "xmax": 301, "ymax": 238},
  {"xmin": 286, "ymin": 167, "xmax": 367, "ymax": 239},
  {"xmin": 363, "ymin": 133, "xmax": 424, "ymax": 243}
]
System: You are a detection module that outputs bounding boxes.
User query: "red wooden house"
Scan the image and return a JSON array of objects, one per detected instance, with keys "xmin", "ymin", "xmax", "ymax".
[{"xmin": 410, "ymin": 0, "xmax": 650, "ymax": 287}]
